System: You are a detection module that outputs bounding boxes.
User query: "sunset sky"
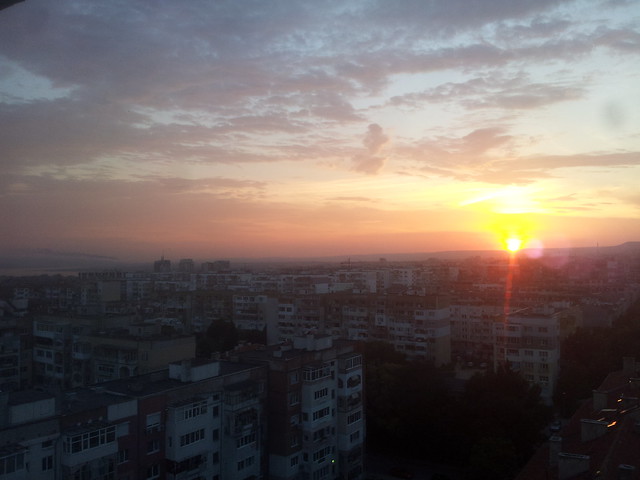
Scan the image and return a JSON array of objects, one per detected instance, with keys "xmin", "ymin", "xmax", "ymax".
[{"xmin": 1, "ymin": 0, "xmax": 639, "ymax": 263}]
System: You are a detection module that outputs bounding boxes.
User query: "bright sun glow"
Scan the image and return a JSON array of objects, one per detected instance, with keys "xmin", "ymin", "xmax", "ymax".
[{"xmin": 505, "ymin": 237, "xmax": 522, "ymax": 252}]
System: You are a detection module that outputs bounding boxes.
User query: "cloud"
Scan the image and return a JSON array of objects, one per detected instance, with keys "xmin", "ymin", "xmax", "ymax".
[
  {"xmin": 353, "ymin": 123, "xmax": 389, "ymax": 174},
  {"xmin": 389, "ymin": 73, "xmax": 585, "ymax": 110},
  {"xmin": 396, "ymin": 126, "xmax": 640, "ymax": 184},
  {"xmin": 398, "ymin": 127, "xmax": 512, "ymax": 170},
  {"xmin": 0, "ymin": 0, "xmax": 636, "ymax": 178},
  {"xmin": 326, "ymin": 196, "xmax": 377, "ymax": 203}
]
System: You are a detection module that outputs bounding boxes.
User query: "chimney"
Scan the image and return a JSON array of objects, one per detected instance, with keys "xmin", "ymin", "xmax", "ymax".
[
  {"xmin": 581, "ymin": 419, "xmax": 611, "ymax": 442},
  {"xmin": 558, "ymin": 453, "xmax": 590, "ymax": 480}
]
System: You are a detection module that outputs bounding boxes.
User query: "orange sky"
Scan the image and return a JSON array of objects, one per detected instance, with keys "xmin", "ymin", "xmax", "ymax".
[{"xmin": 1, "ymin": 1, "xmax": 639, "ymax": 263}]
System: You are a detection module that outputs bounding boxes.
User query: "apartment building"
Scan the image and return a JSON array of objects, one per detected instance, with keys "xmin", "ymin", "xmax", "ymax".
[
  {"xmin": 0, "ymin": 358, "xmax": 268, "ymax": 480},
  {"xmin": 32, "ymin": 319, "xmax": 93, "ymax": 389},
  {"xmin": 449, "ymin": 303, "xmax": 510, "ymax": 364},
  {"xmin": 323, "ymin": 293, "xmax": 451, "ymax": 366},
  {"xmin": 0, "ymin": 317, "xmax": 31, "ymax": 391},
  {"xmin": 494, "ymin": 309, "xmax": 561, "ymax": 401},
  {"xmin": 269, "ymin": 296, "xmax": 325, "ymax": 345},
  {"xmin": 232, "ymin": 294, "xmax": 278, "ymax": 332},
  {"xmin": 85, "ymin": 324, "xmax": 196, "ymax": 383},
  {"xmin": 239, "ymin": 335, "xmax": 365, "ymax": 480},
  {"xmin": 1, "ymin": 336, "xmax": 364, "ymax": 480}
]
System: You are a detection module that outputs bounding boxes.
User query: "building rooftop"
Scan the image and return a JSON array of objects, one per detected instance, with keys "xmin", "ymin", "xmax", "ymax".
[
  {"xmin": 4, "ymin": 389, "xmax": 54, "ymax": 406},
  {"xmin": 99, "ymin": 360, "xmax": 262, "ymax": 398},
  {"xmin": 517, "ymin": 361, "xmax": 640, "ymax": 479}
]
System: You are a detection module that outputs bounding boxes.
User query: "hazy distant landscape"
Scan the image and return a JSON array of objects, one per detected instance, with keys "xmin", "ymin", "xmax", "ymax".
[{"xmin": 2, "ymin": 241, "xmax": 639, "ymax": 277}]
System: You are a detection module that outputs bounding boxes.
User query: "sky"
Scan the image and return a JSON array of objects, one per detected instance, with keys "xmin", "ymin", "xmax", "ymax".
[{"xmin": 1, "ymin": 0, "xmax": 639, "ymax": 263}]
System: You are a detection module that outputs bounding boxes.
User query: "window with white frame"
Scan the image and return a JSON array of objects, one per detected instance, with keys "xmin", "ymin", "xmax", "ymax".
[
  {"xmin": 146, "ymin": 412, "xmax": 161, "ymax": 432},
  {"xmin": 312, "ymin": 407, "xmax": 330, "ymax": 421},
  {"xmin": 180, "ymin": 428, "xmax": 205, "ymax": 447},
  {"xmin": 314, "ymin": 387, "xmax": 328, "ymax": 400},
  {"xmin": 347, "ymin": 410, "xmax": 362, "ymax": 425},
  {"xmin": 63, "ymin": 425, "xmax": 116, "ymax": 454},
  {"xmin": 237, "ymin": 432, "xmax": 256, "ymax": 448},
  {"xmin": 180, "ymin": 400, "xmax": 207, "ymax": 420}
]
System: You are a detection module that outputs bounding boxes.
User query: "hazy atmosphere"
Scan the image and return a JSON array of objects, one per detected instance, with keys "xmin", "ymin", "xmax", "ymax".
[{"xmin": 1, "ymin": 0, "xmax": 639, "ymax": 262}]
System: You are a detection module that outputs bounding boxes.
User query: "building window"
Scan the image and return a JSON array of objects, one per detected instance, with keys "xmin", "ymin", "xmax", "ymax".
[
  {"xmin": 41, "ymin": 455, "xmax": 54, "ymax": 471},
  {"xmin": 350, "ymin": 431, "xmax": 360, "ymax": 443},
  {"xmin": 212, "ymin": 428, "xmax": 219, "ymax": 441},
  {"xmin": 0, "ymin": 452, "xmax": 25, "ymax": 475},
  {"xmin": 117, "ymin": 449, "xmax": 129, "ymax": 464},
  {"xmin": 237, "ymin": 432, "xmax": 256, "ymax": 448},
  {"xmin": 146, "ymin": 412, "xmax": 161, "ymax": 432},
  {"xmin": 347, "ymin": 410, "xmax": 362, "ymax": 425},
  {"xmin": 182, "ymin": 400, "xmax": 208, "ymax": 420},
  {"xmin": 147, "ymin": 439, "xmax": 160, "ymax": 454},
  {"xmin": 212, "ymin": 451, "xmax": 219, "ymax": 464},
  {"xmin": 290, "ymin": 455, "xmax": 299, "ymax": 467},
  {"xmin": 237, "ymin": 456, "xmax": 254, "ymax": 471},
  {"xmin": 314, "ymin": 387, "xmax": 329, "ymax": 400},
  {"xmin": 313, "ymin": 407, "xmax": 330, "ymax": 421},
  {"xmin": 63, "ymin": 425, "xmax": 116, "ymax": 454},
  {"xmin": 313, "ymin": 446, "xmax": 332, "ymax": 463},
  {"xmin": 289, "ymin": 391, "xmax": 300, "ymax": 405},
  {"xmin": 146, "ymin": 464, "xmax": 159, "ymax": 479},
  {"xmin": 303, "ymin": 364, "xmax": 332, "ymax": 382},
  {"xmin": 180, "ymin": 428, "xmax": 205, "ymax": 447}
]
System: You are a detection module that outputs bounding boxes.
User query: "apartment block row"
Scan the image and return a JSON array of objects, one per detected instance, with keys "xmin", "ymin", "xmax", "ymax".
[
  {"xmin": 2, "ymin": 296, "xmax": 575, "ymax": 402},
  {"xmin": 0, "ymin": 335, "xmax": 365, "ymax": 480}
]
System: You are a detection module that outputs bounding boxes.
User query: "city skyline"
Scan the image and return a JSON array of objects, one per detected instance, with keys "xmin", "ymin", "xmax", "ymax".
[{"xmin": 1, "ymin": 0, "xmax": 639, "ymax": 262}]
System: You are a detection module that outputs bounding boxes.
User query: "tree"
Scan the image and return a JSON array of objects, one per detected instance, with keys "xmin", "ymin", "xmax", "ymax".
[
  {"xmin": 364, "ymin": 342, "xmax": 458, "ymax": 459},
  {"xmin": 196, "ymin": 319, "xmax": 238, "ymax": 356},
  {"xmin": 460, "ymin": 367, "xmax": 552, "ymax": 467},
  {"xmin": 468, "ymin": 436, "xmax": 518, "ymax": 480}
]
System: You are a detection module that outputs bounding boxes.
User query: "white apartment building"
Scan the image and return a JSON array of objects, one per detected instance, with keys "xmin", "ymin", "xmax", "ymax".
[
  {"xmin": 493, "ymin": 310, "xmax": 561, "ymax": 401},
  {"xmin": 232, "ymin": 294, "xmax": 278, "ymax": 331}
]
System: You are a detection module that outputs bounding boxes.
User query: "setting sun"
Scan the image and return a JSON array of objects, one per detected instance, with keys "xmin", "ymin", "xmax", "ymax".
[{"xmin": 505, "ymin": 237, "xmax": 522, "ymax": 252}]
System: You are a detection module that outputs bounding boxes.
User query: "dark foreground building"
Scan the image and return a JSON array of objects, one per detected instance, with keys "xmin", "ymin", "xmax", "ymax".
[
  {"xmin": 0, "ymin": 335, "xmax": 364, "ymax": 480},
  {"xmin": 517, "ymin": 356, "xmax": 640, "ymax": 479}
]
